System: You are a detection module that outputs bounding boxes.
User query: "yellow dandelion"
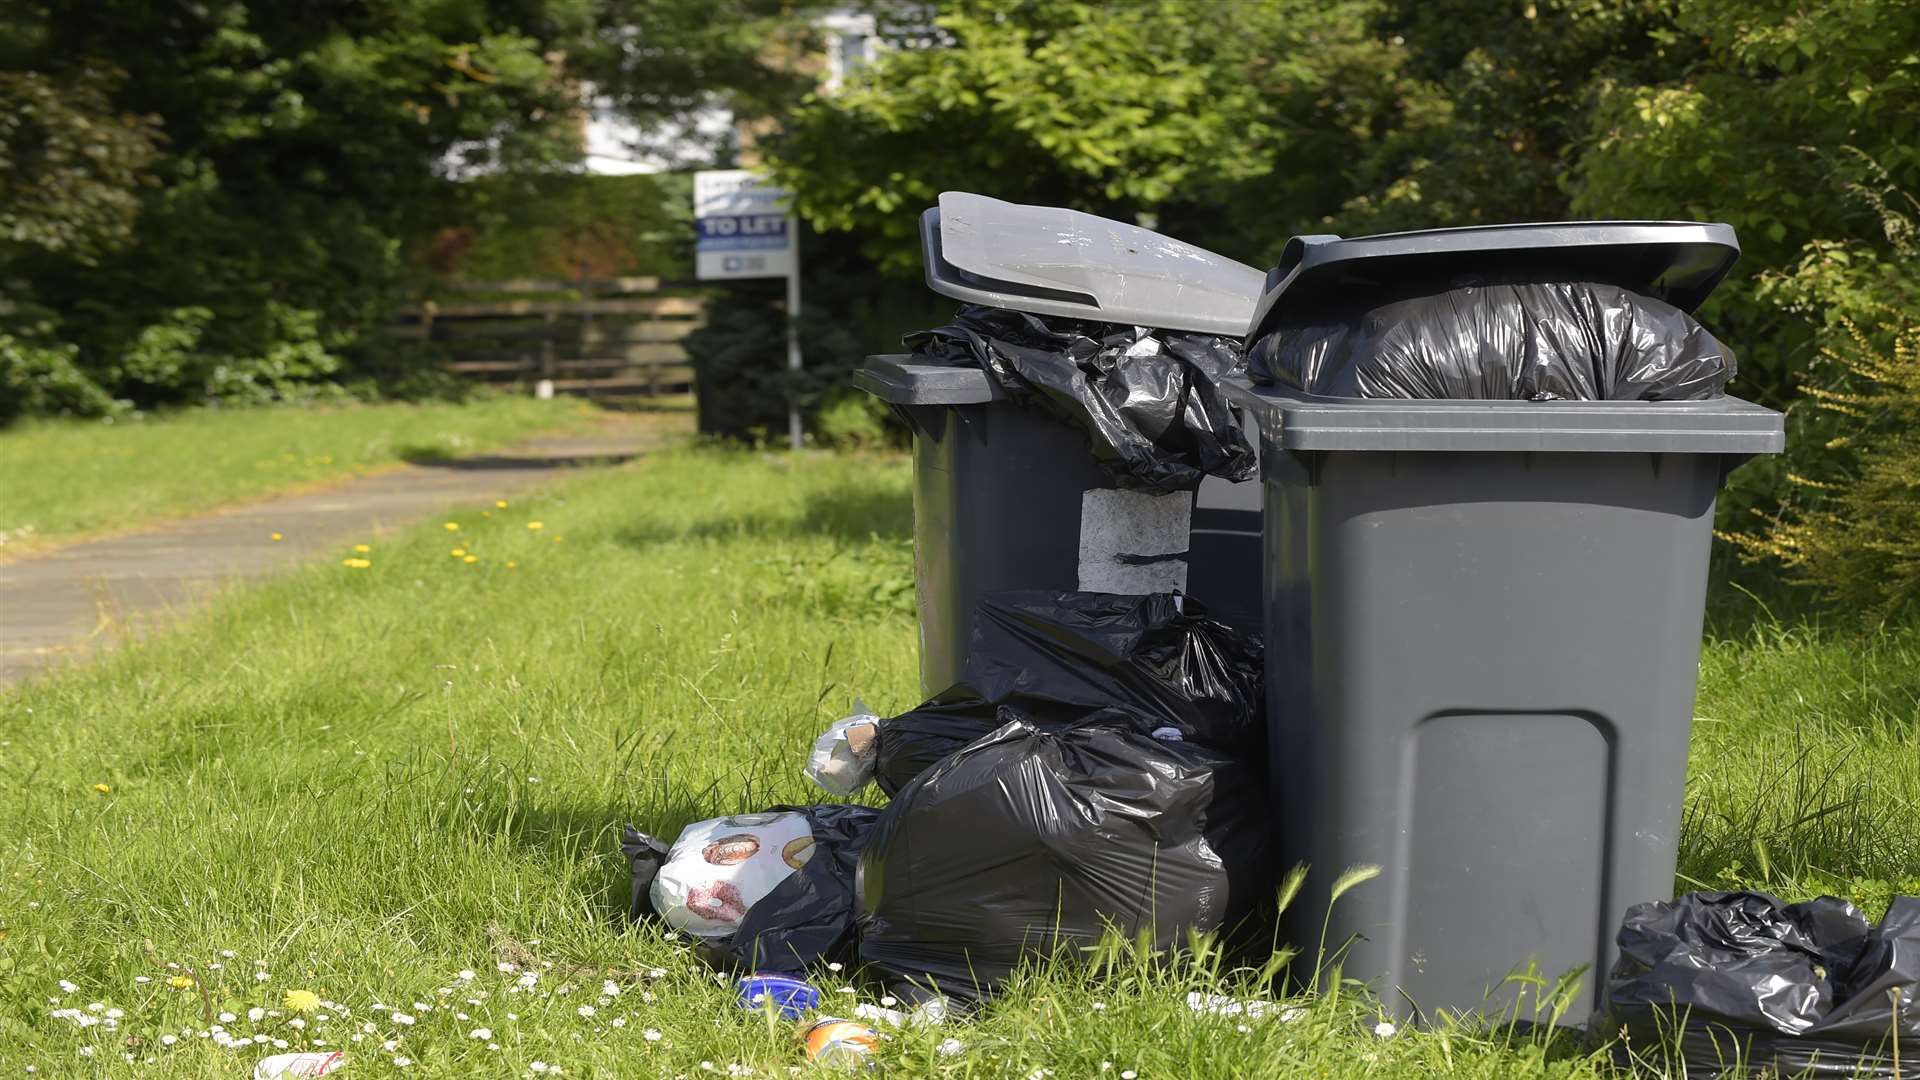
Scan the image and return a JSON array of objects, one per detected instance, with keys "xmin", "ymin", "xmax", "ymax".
[
  {"xmin": 506, "ymin": 561, "xmax": 518, "ymax": 570},
  {"xmin": 270, "ymin": 532, "xmax": 284, "ymax": 542},
  {"xmin": 353, "ymin": 544, "xmax": 371, "ymax": 554},
  {"xmin": 526, "ymin": 521, "xmax": 543, "ymax": 531},
  {"xmin": 444, "ymin": 522, "xmax": 460, "ymax": 532},
  {"xmin": 451, "ymin": 548, "xmax": 466, "ymax": 557},
  {"xmin": 463, "ymin": 555, "xmax": 478, "ymax": 564},
  {"xmin": 495, "ymin": 500, "xmax": 508, "ymax": 509},
  {"xmin": 167, "ymin": 975, "xmax": 195, "ymax": 989},
  {"xmin": 341, "ymin": 558, "xmax": 371, "ymax": 570},
  {"xmin": 283, "ymin": 989, "xmax": 321, "ymax": 1013},
  {"xmin": 481, "ymin": 511, "xmax": 492, "ymax": 518},
  {"xmin": 92, "ymin": 783, "xmax": 111, "ymax": 794}
]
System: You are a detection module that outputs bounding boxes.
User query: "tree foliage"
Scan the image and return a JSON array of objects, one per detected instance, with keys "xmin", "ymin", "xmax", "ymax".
[
  {"xmin": 0, "ymin": 66, "xmax": 162, "ymax": 264},
  {"xmin": 1, "ymin": 0, "xmax": 598, "ymax": 411},
  {"xmin": 765, "ymin": 0, "xmax": 1421, "ymax": 272}
]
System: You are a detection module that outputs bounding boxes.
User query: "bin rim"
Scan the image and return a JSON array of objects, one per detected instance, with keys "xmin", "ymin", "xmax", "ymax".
[
  {"xmin": 853, "ymin": 354, "xmax": 1002, "ymax": 406},
  {"xmin": 1247, "ymin": 220, "xmax": 1741, "ymax": 344},
  {"xmin": 1225, "ymin": 380, "xmax": 1785, "ymax": 455}
]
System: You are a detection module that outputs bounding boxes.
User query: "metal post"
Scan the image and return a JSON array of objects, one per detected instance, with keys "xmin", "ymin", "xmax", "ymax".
[{"xmin": 786, "ymin": 218, "xmax": 803, "ymax": 451}]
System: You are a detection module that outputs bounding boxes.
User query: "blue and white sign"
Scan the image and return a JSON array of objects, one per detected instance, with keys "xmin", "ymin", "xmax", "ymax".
[{"xmin": 694, "ymin": 170, "xmax": 796, "ymax": 281}]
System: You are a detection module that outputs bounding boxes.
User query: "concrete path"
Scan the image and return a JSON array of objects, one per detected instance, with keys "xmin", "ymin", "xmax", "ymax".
[{"xmin": 0, "ymin": 412, "xmax": 687, "ymax": 688}]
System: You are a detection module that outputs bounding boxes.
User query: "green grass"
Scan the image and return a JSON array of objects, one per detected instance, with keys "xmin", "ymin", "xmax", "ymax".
[
  {"xmin": 0, "ymin": 445, "xmax": 1916, "ymax": 1077},
  {"xmin": 0, "ymin": 396, "xmax": 603, "ymax": 549}
]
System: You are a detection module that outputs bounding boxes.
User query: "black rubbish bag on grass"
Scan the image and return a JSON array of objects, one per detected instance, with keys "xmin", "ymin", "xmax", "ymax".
[
  {"xmin": 857, "ymin": 714, "xmax": 1272, "ymax": 1003},
  {"xmin": 622, "ymin": 804, "xmax": 880, "ymax": 975},
  {"xmin": 907, "ymin": 304, "xmax": 1256, "ymax": 494},
  {"xmin": 1248, "ymin": 281, "xmax": 1735, "ymax": 402},
  {"xmin": 1602, "ymin": 890, "xmax": 1920, "ymax": 1077},
  {"xmin": 873, "ymin": 590, "xmax": 1264, "ymax": 796}
]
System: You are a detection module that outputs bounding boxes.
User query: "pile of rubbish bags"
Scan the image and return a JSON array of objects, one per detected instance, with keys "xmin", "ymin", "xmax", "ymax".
[
  {"xmin": 906, "ymin": 304, "xmax": 1257, "ymax": 493},
  {"xmin": 1247, "ymin": 280, "xmax": 1737, "ymax": 402},
  {"xmin": 1602, "ymin": 890, "xmax": 1920, "ymax": 1077},
  {"xmin": 623, "ymin": 590, "xmax": 1270, "ymax": 1002}
]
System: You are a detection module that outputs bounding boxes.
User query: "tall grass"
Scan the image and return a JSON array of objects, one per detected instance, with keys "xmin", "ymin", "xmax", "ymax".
[{"xmin": 0, "ymin": 444, "xmax": 1913, "ymax": 1076}]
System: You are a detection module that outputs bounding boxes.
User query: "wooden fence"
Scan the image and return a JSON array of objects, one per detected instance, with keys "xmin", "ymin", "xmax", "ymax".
[{"xmin": 390, "ymin": 277, "xmax": 706, "ymax": 397}]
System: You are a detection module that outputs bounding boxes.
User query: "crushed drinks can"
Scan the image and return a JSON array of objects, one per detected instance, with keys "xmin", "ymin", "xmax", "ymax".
[{"xmin": 803, "ymin": 1017, "xmax": 882, "ymax": 1068}]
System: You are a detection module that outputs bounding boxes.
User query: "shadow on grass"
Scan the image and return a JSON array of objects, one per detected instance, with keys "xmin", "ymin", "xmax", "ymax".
[
  {"xmin": 1703, "ymin": 547, "xmax": 1836, "ymax": 642},
  {"xmin": 613, "ymin": 484, "xmax": 912, "ymax": 549},
  {"xmin": 397, "ymin": 446, "xmax": 643, "ymax": 470}
]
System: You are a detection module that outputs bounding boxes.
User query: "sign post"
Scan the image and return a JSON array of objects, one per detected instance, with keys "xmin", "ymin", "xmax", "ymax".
[{"xmin": 693, "ymin": 170, "xmax": 803, "ymax": 450}]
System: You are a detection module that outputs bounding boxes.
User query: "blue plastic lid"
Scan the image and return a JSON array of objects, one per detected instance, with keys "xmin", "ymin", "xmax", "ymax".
[{"xmin": 736, "ymin": 974, "xmax": 821, "ymax": 1020}]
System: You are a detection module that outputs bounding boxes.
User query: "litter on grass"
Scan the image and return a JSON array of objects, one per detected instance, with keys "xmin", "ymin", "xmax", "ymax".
[
  {"xmin": 858, "ymin": 713, "xmax": 1271, "ymax": 1003},
  {"xmin": 804, "ymin": 1017, "xmax": 883, "ymax": 1069},
  {"xmin": 252, "ymin": 1051, "xmax": 347, "ymax": 1079},
  {"xmin": 1603, "ymin": 890, "xmax": 1920, "ymax": 1077},
  {"xmin": 805, "ymin": 703, "xmax": 880, "ymax": 797},
  {"xmin": 624, "ymin": 804, "xmax": 877, "ymax": 974}
]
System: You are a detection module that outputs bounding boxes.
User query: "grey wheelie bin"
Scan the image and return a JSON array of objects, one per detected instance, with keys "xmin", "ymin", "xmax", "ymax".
[
  {"xmin": 1230, "ymin": 222, "xmax": 1787, "ymax": 1024},
  {"xmin": 856, "ymin": 193, "xmax": 1266, "ymax": 694}
]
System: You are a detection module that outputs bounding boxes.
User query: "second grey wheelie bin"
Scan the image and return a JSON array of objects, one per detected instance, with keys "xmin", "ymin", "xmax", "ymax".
[
  {"xmin": 1230, "ymin": 222, "xmax": 1787, "ymax": 1024},
  {"xmin": 856, "ymin": 193, "xmax": 1266, "ymax": 695}
]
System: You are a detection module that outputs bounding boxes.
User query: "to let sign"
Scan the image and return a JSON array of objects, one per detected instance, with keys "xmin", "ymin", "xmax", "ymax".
[{"xmin": 693, "ymin": 170, "xmax": 795, "ymax": 281}]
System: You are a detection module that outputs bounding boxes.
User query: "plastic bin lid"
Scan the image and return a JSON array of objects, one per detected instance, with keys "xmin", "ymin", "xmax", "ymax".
[
  {"xmin": 922, "ymin": 192, "xmax": 1263, "ymax": 336},
  {"xmin": 1224, "ymin": 380, "xmax": 1784, "ymax": 455},
  {"xmin": 854, "ymin": 354, "xmax": 1000, "ymax": 406},
  {"xmin": 1246, "ymin": 221, "xmax": 1741, "ymax": 342}
]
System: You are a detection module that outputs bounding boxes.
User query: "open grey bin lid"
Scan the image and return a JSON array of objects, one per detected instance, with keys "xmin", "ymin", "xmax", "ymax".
[
  {"xmin": 1247, "ymin": 221, "xmax": 1741, "ymax": 343},
  {"xmin": 922, "ymin": 192, "xmax": 1263, "ymax": 336},
  {"xmin": 1224, "ymin": 380, "xmax": 1784, "ymax": 455}
]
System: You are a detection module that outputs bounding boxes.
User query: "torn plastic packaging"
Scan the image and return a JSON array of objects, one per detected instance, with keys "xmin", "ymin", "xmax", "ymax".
[
  {"xmin": 1602, "ymin": 891, "xmax": 1920, "ymax": 1076},
  {"xmin": 623, "ymin": 804, "xmax": 879, "ymax": 975},
  {"xmin": 805, "ymin": 703, "xmax": 881, "ymax": 797},
  {"xmin": 905, "ymin": 304, "xmax": 1256, "ymax": 494},
  {"xmin": 856, "ymin": 715, "xmax": 1272, "ymax": 1003},
  {"xmin": 1248, "ymin": 280, "xmax": 1736, "ymax": 401},
  {"xmin": 873, "ymin": 590, "xmax": 1265, "ymax": 796}
]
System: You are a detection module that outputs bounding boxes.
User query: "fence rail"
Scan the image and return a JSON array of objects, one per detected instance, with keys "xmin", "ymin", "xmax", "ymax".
[{"xmin": 391, "ymin": 277, "xmax": 706, "ymax": 397}]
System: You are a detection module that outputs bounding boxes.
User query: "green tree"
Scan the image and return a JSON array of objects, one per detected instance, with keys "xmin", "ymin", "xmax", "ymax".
[
  {"xmin": 1568, "ymin": 0, "xmax": 1920, "ymax": 400},
  {"xmin": 765, "ymin": 0, "xmax": 1420, "ymax": 273},
  {"xmin": 2, "ymin": 0, "xmax": 597, "ymax": 407},
  {"xmin": 1337, "ymin": 0, "xmax": 1691, "ymax": 235},
  {"xmin": 0, "ymin": 66, "xmax": 161, "ymax": 265}
]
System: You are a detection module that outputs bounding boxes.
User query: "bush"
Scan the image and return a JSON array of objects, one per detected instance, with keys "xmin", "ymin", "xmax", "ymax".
[
  {"xmin": 102, "ymin": 303, "xmax": 345, "ymax": 408},
  {"xmin": 1728, "ymin": 165, "xmax": 1920, "ymax": 621},
  {"xmin": 0, "ymin": 335, "xmax": 118, "ymax": 422}
]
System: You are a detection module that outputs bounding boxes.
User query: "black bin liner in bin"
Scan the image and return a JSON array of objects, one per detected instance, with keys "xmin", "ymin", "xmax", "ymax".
[
  {"xmin": 623, "ymin": 803, "xmax": 879, "ymax": 975},
  {"xmin": 906, "ymin": 304, "xmax": 1256, "ymax": 494},
  {"xmin": 1248, "ymin": 281, "xmax": 1736, "ymax": 401},
  {"xmin": 1602, "ymin": 890, "xmax": 1920, "ymax": 1076},
  {"xmin": 875, "ymin": 590, "xmax": 1264, "ymax": 796},
  {"xmin": 857, "ymin": 714, "xmax": 1271, "ymax": 1003}
]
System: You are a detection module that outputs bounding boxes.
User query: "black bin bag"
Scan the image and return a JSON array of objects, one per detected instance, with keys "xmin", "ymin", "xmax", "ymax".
[
  {"xmin": 1248, "ymin": 280, "xmax": 1736, "ymax": 401},
  {"xmin": 857, "ymin": 715, "xmax": 1271, "ymax": 1003},
  {"xmin": 622, "ymin": 804, "xmax": 879, "ymax": 975},
  {"xmin": 1602, "ymin": 891, "xmax": 1920, "ymax": 1076},
  {"xmin": 874, "ymin": 590, "xmax": 1264, "ymax": 796},
  {"xmin": 906, "ymin": 304, "xmax": 1256, "ymax": 494}
]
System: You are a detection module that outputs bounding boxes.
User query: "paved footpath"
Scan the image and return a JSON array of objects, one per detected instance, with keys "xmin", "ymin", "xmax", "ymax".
[{"xmin": 0, "ymin": 413, "xmax": 686, "ymax": 687}]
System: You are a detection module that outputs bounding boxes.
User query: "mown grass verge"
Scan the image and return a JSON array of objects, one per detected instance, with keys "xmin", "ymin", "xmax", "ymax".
[
  {"xmin": 0, "ymin": 445, "xmax": 1914, "ymax": 1077},
  {"xmin": 0, "ymin": 396, "xmax": 608, "ymax": 550}
]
